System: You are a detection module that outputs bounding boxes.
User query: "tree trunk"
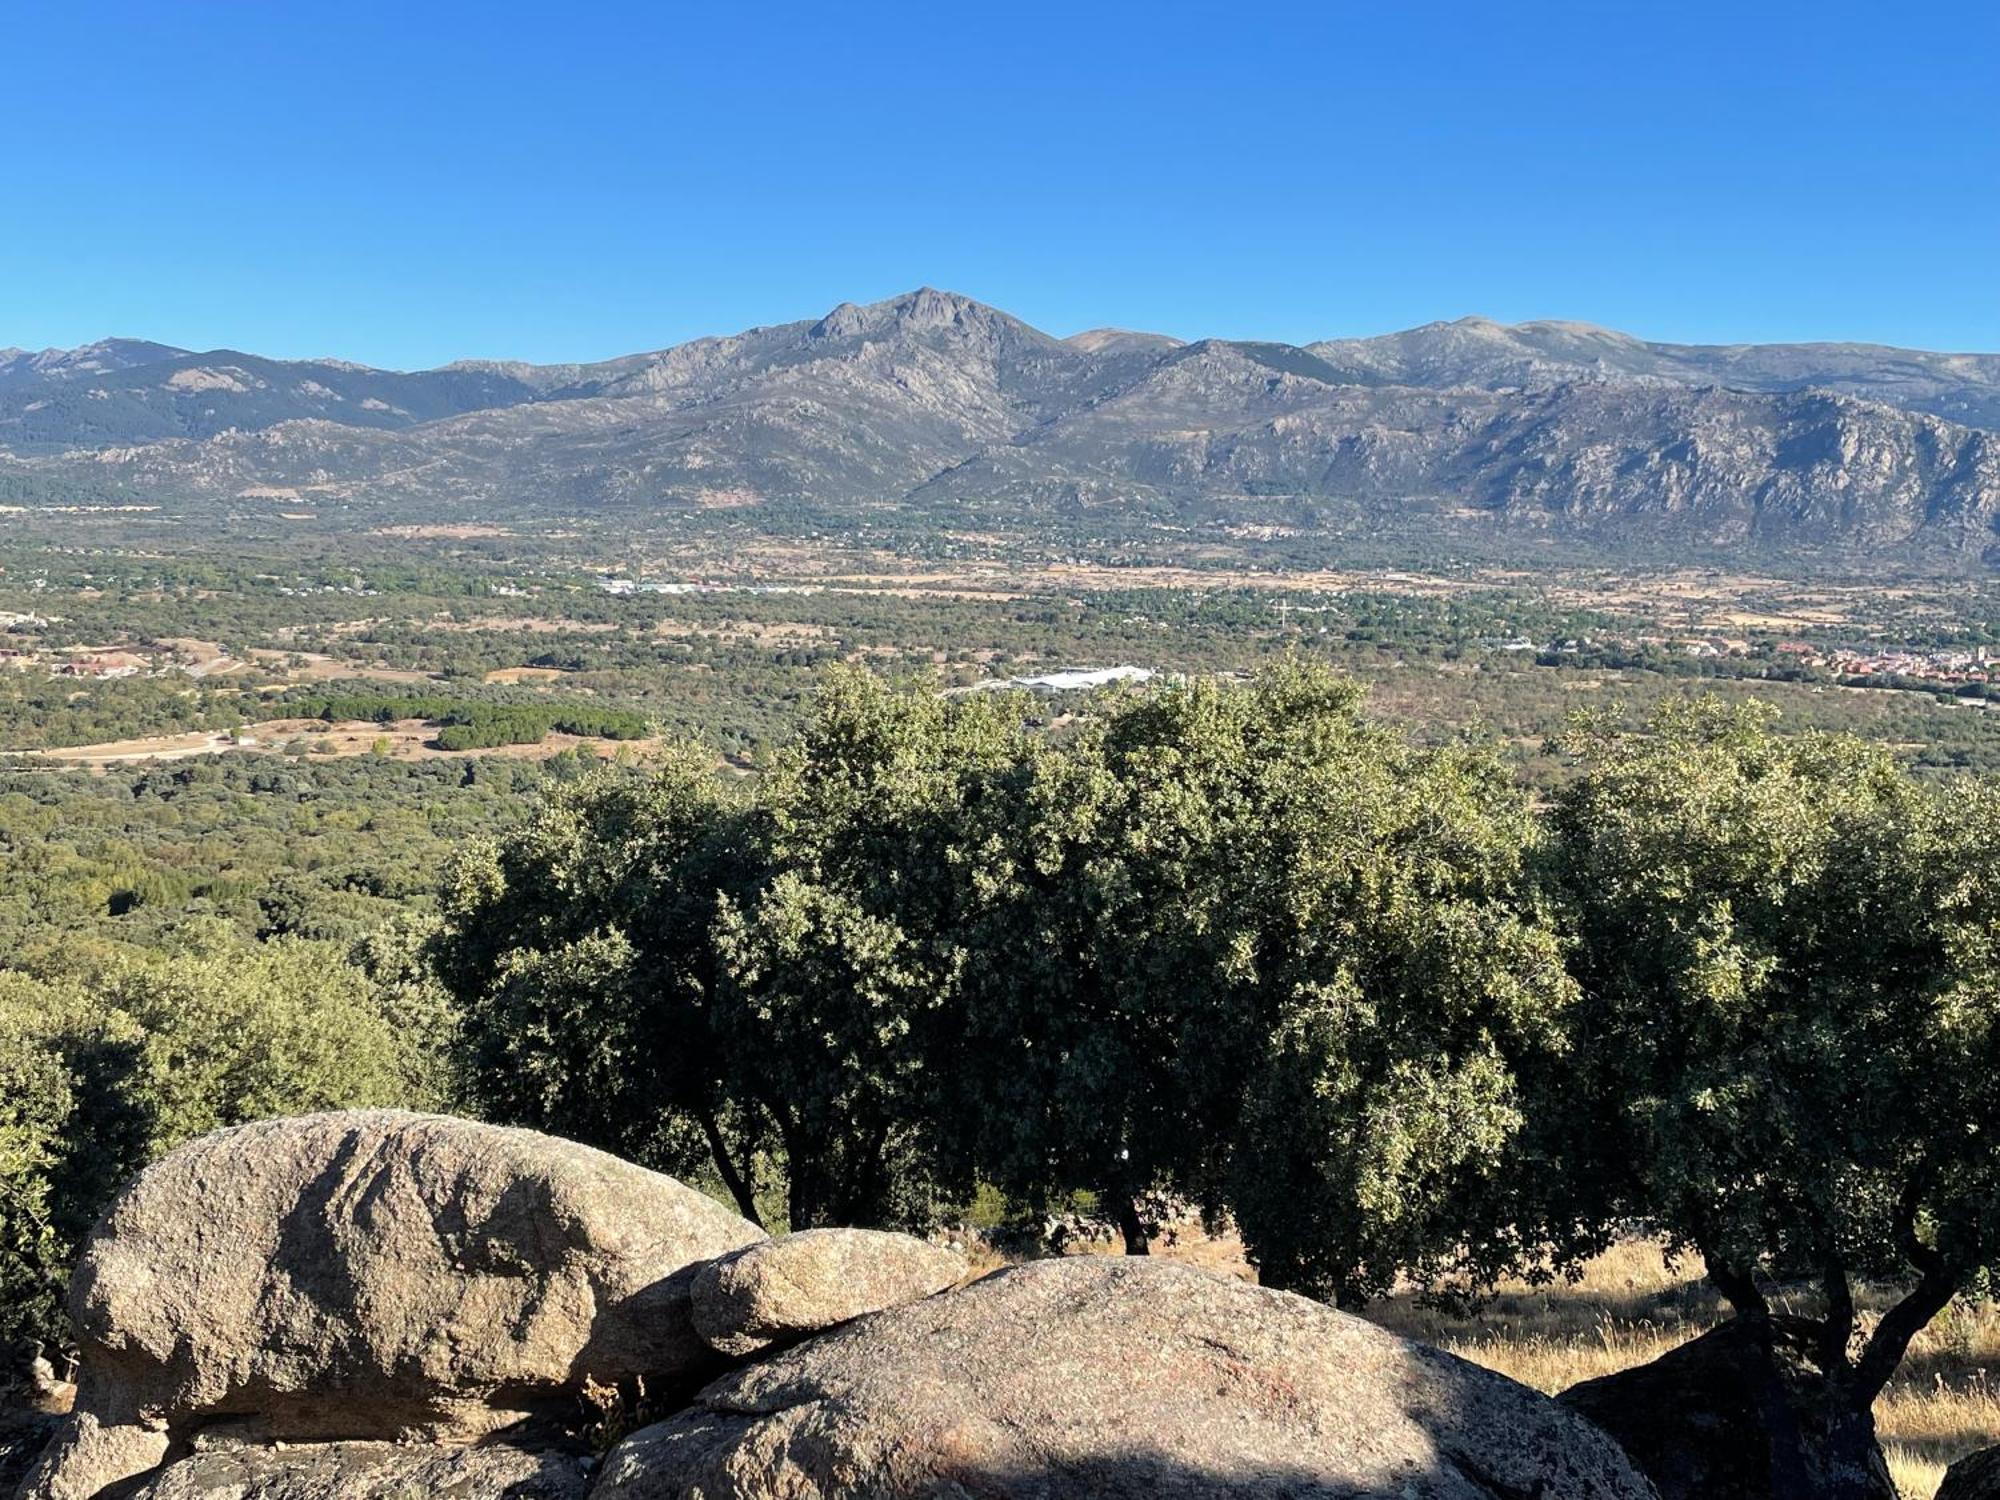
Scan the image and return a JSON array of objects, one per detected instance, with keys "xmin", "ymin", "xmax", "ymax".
[
  {"xmin": 778, "ymin": 1118, "xmax": 822, "ymax": 1232},
  {"xmin": 786, "ymin": 1171, "xmax": 815, "ymax": 1232},
  {"xmin": 830, "ymin": 1127, "xmax": 891, "ymax": 1230},
  {"xmin": 695, "ymin": 1105, "xmax": 762, "ymax": 1227},
  {"xmin": 1706, "ymin": 1257, "xmax": 1769, "ymax": 1318},
  {"xmin": 1808, "ymin": 1397, "xmax": 1897, "ymax": 1500},
  {"xmin": 1656, "ymin": 1226, "xmax": 1953, "ymax": 1499},
  {"xmin": 1558, "ymin": 1316, "xmax": 1896, "ymax": 1500},
  {"xmin": 1113, "ymin": 1194, "xmax": 1150, "ymax": 1256}
]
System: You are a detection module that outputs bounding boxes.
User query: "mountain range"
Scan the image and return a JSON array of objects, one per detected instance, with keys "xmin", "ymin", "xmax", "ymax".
[{"xmin": 7, "ymin": 289, "xmax": 2000, "ymax": 565}]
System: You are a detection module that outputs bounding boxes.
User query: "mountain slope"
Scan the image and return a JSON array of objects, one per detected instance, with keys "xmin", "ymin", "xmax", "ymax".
[
  {"xmin": 22, "ymin": 292, "xmax": 1128, "ymax": 509},
  {"xmin": 0, "ymin": 349, "xmax": 551, "ymax": 452},
  {"xmin": 8, "ymin": 293, "xmax": 2000, "ymax": 564},
  {"xmin": 0, "ymin": 338, "xmax": 190, "ymax": 389},
  {"xmin": 1308, "ymin": 318, "xmax": 2000, "ymax": 430},
  {"xmin": 917, "ymin": 343, "xmax": 2000, "ymax": 554}
]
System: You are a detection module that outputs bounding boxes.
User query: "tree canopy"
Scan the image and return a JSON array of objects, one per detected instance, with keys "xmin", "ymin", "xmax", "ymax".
[
  {"xmin": 1546, "ymin": 698, "xmax": 2000, "ymax": 1452},
  {"xmin": 438, "ymin": 663, "xmax": 1585, "ymax": 1303},
  {"xmin": 946, "ymin": 664, "xmax": 1576, "ymax": 1297}
]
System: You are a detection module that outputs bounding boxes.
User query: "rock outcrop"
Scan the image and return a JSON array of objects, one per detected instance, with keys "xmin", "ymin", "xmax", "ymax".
[
  {"xmin": 9, "ymin": 1111, "xmax": 1684, "ymax": 1500},
  {"xmin": 19, "ymin": 1111, "xmax": 762, "ymax": 1499},
  {"xmin": 598, "ymin": 1256, "xmax": 1658, "ymax": 1499},
  {"xmin": 18, "ymin": 1413, "xmax": 168, "ymax": 1500},
  {"xmin": 1940, "ymin": 1445, "xmax": 2000, "ymax": 1500},
  {"xmin": 124, "ymin": 1439, "xmax": 592, "ymax": 1499},
  {"xmin": 1559, "ymin": 1318, "xmax": 1895, "ymax": 1500},
  {"xmin": 690, "ymin": 1228, "xmax": 965, "ymax": 1357}
]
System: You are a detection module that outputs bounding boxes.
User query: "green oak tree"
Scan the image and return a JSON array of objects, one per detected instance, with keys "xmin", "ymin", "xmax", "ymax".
[
  {"xmin": 435, "ymin": 674, "xmax": 1023, "ymax": 1230},
  {"xmin": 0, "ymin": 923, "xmax": 440, "ymax": 1347},
  {"xmin": 1546, "ymin": 698, "xmax": 2000, "ymax": 1491},
  {"xmin": 953, "ymin": 660, "xmax": 1575, "ymax": 1290},
  {"xmin": 432, "ymin": 746, "xmax": 764, "ymax": 1215},
  {"xmin": 0, "ymin": 977, "xmax": 99, "ymax": 1347}
]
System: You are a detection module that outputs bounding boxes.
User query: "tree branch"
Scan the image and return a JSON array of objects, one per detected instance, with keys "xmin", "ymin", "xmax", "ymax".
[
  {"xmin": 695, "ymin": 1103, "xmax": 762, "ymax": 1228},
  {"xmin": 1706, "ymin": 1256, "xmax": 1770, "ymax": 1318},
  {"xmin": 1853, "ymin": 1264, "xmax": 1958, "ymax": 1404},
  {"xmin": 1818, "ymin": 1255, "xmax": 1856, "ymax": 1376},
  {"xmin": 1851, "ymin": 1182, "xmax": 1962, "ymax": 1404},
  {"xmin": 1686, "ymin": 1202, "xmax": 1769, "ymax": 1319}
]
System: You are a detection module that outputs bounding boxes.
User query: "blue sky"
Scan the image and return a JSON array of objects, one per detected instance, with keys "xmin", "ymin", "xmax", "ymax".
[{"xmin": 5, "ymin": 1, "xmax": 1996, "ymax": 367}]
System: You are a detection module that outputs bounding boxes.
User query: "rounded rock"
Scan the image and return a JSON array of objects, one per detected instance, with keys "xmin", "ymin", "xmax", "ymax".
[
  {"xmin": 691, "ymin": 1228, "xmax": 966, "ymax": 1358},
  {"xmin": 124, "ymin": 1439, "xmax": 591, "ymax": 1500},
  {"xmin": 600, "ymin": 1256, "xmax": 1660, "ymax": 1499},
  {"xmin": 21, "ymin": 1110, "xmax": 762, "ymax": 1499},
  {"xmin": 1940, "ymin": 1446, "xmax": 2000, "ymax": 1500}
]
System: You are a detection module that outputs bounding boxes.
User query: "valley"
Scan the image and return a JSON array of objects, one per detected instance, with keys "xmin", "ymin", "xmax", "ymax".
[{"xmin": 1, "ymin": 514, "xmax": 1998, "ymax": 975}]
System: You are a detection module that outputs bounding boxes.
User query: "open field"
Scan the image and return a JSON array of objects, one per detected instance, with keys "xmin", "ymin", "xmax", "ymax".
[
  {"xmin": 483, "ymin": 665, "xmax": 573, "ymax": 683},
  {"xmin": 245, "ymin": 648, "xmax": 436, "ymax": 684},
  {"xmin": 5, "ymin": 537, "xmax": 2000, "ymax": 777},
  {"xmin": 30, "ymin": 717, "xmax": 663, "ymax": 767}
]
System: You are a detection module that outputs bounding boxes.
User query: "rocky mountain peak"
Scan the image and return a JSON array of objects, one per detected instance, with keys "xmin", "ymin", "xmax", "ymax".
[
  {"xmin": 808, "ymin": 302, "xmax": 870, "ymax": 341},
  {"xmin": 809, "ymin": 288, "xmax": 1031, "ymax": 345},
  {"xmin": 5, "ymin": 297, "xmax": 2000, "ymax": 567},
  {"xmin": 0, "ymin": 337, "xmax": 190, "ymax": 387},
  {"xmin": 896, "ymin": 285, "xmax": 988, "ymax": 331}
]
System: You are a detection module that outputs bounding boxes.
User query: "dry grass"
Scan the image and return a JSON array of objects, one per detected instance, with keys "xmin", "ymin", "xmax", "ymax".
[
  {"xmin": 1364, "ymin": 1241, "xmax": 2000, "ymax": 1499},
  {"xmin": 483, "ymin": 666, "xmax": 571, "ymax": 683}
]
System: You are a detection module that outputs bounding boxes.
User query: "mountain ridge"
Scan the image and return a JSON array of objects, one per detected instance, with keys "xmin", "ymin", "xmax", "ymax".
[{"xmin": 8, "ymin": 290, "xmax": 2000, "ymax": 566}]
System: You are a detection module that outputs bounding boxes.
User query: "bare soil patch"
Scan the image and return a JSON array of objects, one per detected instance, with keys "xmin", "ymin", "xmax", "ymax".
[
  {"xmin": 31, "ymin": 718, "xmax": 663, "ymax": 767},
  {"xmin": 484, "ymin": 666, "xmax": 571, "ymax": 683}
]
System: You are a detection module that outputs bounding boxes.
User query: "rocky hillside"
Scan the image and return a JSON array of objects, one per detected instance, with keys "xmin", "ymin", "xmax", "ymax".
[
  {"xmin": 1307, "ymin": 317, "xmax": 2000, "ymax": 431},
  {"xmin": 7, "ymin": 291, "xmax": 2000, "ymax": 564}
]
